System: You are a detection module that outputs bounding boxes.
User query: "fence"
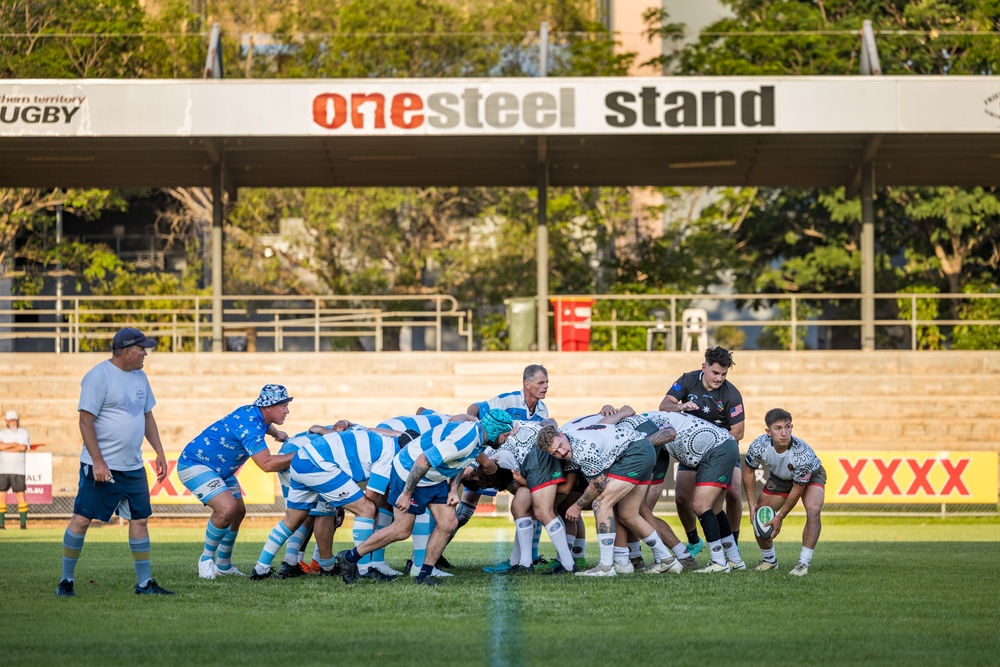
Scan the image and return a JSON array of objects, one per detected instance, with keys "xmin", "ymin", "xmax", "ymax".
[
  {"xmin": 0, "ymin": 294, "xmax": 474, "ymax": 353},
  {"xmin": 564, "ymin": 292, "xmax": 1000, "ymax": 351},
  {"xmin": 0, "ymin": 291, "xmax": 998, "ymax": 352}
]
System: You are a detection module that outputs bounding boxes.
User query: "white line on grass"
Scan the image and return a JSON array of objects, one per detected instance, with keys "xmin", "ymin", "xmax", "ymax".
[{"xmin": 489, "ymin": 529, "xmax": 523, "ymax": 667}]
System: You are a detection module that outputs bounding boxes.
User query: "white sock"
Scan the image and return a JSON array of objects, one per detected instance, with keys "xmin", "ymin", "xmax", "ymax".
[
  {"xmin": 627, "ymin": 540, "xmax": 642, "ymax": 558},
  {"xmin": 722, "ymin": 537, "xmax": 743, "ymax": 564},
  {"xmin": 598, "ymin": 533, "xmax": 616, "ymax": 567},
  {"xmin": 671, "ymin": 543, "xmax": 690, "ymax": 560},
  {"xmin": 613, "ymin": 546, "xmax": 630, "ymax": 565},
  {"xmin": 572, "ymin": 536, "xmax": 586, "ymax": 557},
  {"xmin": 514, "ymin": 518, "xmax": 535, "ymax": 567},
  {"xmin": 761, "ymin": 547, "xmax": 777, "ymax": 563},
  {"xmin": 708, "ymin": 539, "xmax": 726, "ymax": 566},
  {"xmin": 544, "ymin": 518, "xmax": 575, "ymax": 570},
  {"xmin": 799, "ymin": 546, "xmax": 814, "ymax": 566},
  {"xmin": 641, "ymin": 531, "xmax": 672, "ymax": 562}
]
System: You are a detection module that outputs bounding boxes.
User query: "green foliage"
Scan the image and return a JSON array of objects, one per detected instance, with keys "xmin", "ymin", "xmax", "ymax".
[
  {"xmin": 896, "ymin": 284, "xmax": 944, "ymax": 350},
  {"xmin": 951, "ymin": 280, "xmax": 1000, "ymax": 350}
]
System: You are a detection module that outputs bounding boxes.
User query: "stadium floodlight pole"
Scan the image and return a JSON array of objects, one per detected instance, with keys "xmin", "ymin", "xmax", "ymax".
[
  {"xmin": 536, "ymin": 21, "xmax": 550, "ymax": 352},
  {"xmin": 859, "ymin": 19, "xmax": 881, "ymax": 351}
]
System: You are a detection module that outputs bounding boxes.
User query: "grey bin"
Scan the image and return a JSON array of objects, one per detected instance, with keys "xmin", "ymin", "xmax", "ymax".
[{"xmin": 504, "ymin": 297, "xmax": 537, "ymax": 351}]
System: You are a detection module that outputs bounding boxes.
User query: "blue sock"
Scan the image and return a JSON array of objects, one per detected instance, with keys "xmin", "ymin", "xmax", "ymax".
[
  {"xmin": 318, "ymin": 556, "xmax": 337, "ymax": 571},
  {"xmin": 201, "ymin": 522, "xmax": 229, "ymax": 562},
  {"xmin": 216, "ymin": 529, "xmax": 239, "ymax": 569},
  {"xmin": 256, "ymin": 522, "xmax": 293, "ymax": 570},
  {"xmin": 130, "ymin": 537, "xmax": 152, "ymax": 587},
  {"xmin": 417, "ymin": 563, "xmax": 435, "ymax": 580},
  {"xmin": 345, "ymin": 547, "xmax": 362, "ymax": 564},
  {"xmin": 61, "ymin": 529, "xmax": 86, "ymax": 582}
]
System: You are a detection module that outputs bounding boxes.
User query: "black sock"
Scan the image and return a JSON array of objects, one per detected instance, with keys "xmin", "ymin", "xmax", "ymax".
[
  {"xmin": 697, "ymin": 510, "xmax": 721, "ymax": 543},
  {"xmin": 732, "ymin": 529, "xmax": 740, "ymax": 545},
  {"xmin": 716, "ymin": 511, "xmax": 733, "ymax": 540},
  {"xmin": 417, "ymin": 563, "xmax": 435, "ymax": 580},
  {"xmin": 686, "ymin": 529, "xmax": 700, "ymax": 544}
]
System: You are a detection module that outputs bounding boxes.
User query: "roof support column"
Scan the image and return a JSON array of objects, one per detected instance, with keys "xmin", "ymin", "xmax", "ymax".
[
  {"xmin": 535, "ymin": 21, "xmax": 550, "ymax": 352},
  {"xmin": 860, "ymin": 162, "xmax": 875, "ymax": 351},
  {"xmin": 211, "ymin": 165, "xmax": 224, "ymax": 353},
  {"xmin": 536, "ymin": 141, "xmax": 549, "ymax": 352}
]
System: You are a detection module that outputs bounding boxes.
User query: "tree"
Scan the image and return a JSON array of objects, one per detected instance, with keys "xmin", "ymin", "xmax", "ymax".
[{"xmin": 649, "ymin": 0, "xmax": 1000, "ymax": 348}]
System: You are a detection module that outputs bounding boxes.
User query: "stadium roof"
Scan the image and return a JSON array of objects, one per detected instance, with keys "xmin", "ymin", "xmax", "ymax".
[{"xmin": 1, "ymin": 76, "xmax": 999, "ymax": 190}]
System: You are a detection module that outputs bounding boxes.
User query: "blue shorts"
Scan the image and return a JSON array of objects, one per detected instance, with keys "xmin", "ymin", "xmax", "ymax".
[
  {"xmin": 387, "ymin": 467, "xmax": 449, "ymax": 516},
  {"xmin": 279, "ymin": 470, "xmax": 336, "ymax": 516},
  {"xmin": 73, "ymin": 463, "xmax": 152, "ymax": 522},
  {"xmin": 177, "ymin": 462, "xmax": 242, "ymax": 504},
  {"xmin": 286, "ymin": 455, "xmax": 364, "ymax": 511}
]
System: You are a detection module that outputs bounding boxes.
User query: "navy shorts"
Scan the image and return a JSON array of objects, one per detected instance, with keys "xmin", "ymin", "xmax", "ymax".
[
  {"xmin": 387, "ymin": 467, "xmax": 449, "ymax": 516},
  {"xmin": 73, "ymin": 463, "xmax": 152, "ymax": 522}
]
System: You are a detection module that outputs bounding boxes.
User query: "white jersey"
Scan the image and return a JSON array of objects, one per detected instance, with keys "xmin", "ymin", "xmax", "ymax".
[
  {"xmin": 561, "ymin": 420, "xmax": 643, "ymax": 479},
  {"xmin": 474, "ymin": 390, "xmax": 548, "ymax": 421},
  {"xmin": 496, "ymin": 421, "xmax": 544, "ymax": 472},
  {"xmin": 0, "ymin": 426, "xmax": 30, "ymax": 474},
  {"xmin": 745, "ymin": 434, "xmax": 822, "ymax": 484},
  {"xmin": 628, "ymin": 410, "xmax": 732, "ymax": 469}
]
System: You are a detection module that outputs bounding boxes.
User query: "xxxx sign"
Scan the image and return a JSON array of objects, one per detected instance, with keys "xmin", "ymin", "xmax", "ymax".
[
  {"xmin": 143, "ymin": 453, "xmax": 275, "ymax": 505},
  {"xmin": 825, "ymin": 451, "xmax": 997, "ymax": 504}
]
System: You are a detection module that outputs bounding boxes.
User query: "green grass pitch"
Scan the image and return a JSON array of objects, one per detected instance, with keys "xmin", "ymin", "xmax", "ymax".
[{"xmin": 4, "ymin": 516, "xmax": 1000, "ymax": 666}]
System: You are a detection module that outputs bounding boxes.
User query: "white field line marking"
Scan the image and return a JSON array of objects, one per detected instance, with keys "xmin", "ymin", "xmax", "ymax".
[{"xmin": 489, "ymin": 528, "xmax": 522, "ymax": 667}]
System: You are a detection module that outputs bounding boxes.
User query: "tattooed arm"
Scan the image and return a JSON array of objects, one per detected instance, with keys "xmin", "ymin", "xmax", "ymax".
[
  {"xmin": 648, "ymin": 427, "xmax": 677, "ymax": 447},
  {"xmin": 566, "ymin": 474, "xmax": 607, "ymax": 521},
  {"xmin": 394, "ymin": 453, "xmax": 431, "ymax": 511}
]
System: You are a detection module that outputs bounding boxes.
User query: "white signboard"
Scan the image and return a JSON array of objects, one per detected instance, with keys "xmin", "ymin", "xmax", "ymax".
[{"xmin": 1, "ymin": 77, "xmax": 999, "ymax": 138}]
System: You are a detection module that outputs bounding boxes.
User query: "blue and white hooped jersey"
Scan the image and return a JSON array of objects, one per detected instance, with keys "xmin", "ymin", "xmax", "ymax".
[
  {"xmin": 276, "ymin": 431, "xmax": 326, "ymax": 490},
  {"xmin": 297, "ymin": 429, "xmax": 398, "ymax": 490},
  {"xmin": 178, "ymin": 405, "xmax": 269, "ymax": 478},
  {"xmin": 392, "ymin": 421, "xmax": 486, "ymax": 487},
  {"xmin": 376, "ymin": 411, "xmax": 448, "ymax": 434},
  {"xmin": 474, "ymin": 390, "xmax": 548, "ymax": 422}
]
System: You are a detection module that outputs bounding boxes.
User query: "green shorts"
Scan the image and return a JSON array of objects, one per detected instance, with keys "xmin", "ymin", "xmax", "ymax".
[
  {"xmin": 762, "ymin": 465, "xmax": 827, "ymax": 496},
  {"xmin": 521, "ymin": 446, "xmax": 566, "ymax": 492},
  {"xmin": 642, "ymin": 447, "xmax": 670, "ymax": 486},
  {"xmin": 604, "ymin": 439, "xmax": 655, "ymax": 484},
  {"xmin": 694, "ymin": 438, "xmax": 739, "ymax": 488}
]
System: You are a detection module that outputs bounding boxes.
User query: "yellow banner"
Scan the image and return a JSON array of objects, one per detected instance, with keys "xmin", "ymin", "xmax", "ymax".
[
  {"xmin": 143, "ymin": 453, "xmax": 276, "ymax": 505},
  {"xmin": 823, "ymin": 450, "xmax": 997, "ymax": 504}
]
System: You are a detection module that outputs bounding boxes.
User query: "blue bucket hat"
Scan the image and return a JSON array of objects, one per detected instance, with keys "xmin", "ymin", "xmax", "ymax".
[
  {"xmin": 481, "ymin": 408, "xmax": 514, "ymax": 445},
  {"xmin": 253, "ymin": 384, "xmax": 293, "ymax": 408}
]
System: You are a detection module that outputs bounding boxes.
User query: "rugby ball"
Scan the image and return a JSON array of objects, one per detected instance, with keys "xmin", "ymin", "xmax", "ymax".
[{"xmin": 752, "ymin": 506, "xmax": 776, "ymax": 540}]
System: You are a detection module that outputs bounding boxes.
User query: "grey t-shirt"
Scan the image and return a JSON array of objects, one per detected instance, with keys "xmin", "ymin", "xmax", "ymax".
[{"xmin": 78, "ymin": 360, "xmax": 156, "ymax": 472}]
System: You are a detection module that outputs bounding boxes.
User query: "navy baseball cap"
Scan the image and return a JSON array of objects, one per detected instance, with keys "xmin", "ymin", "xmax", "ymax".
[{"xmin": 112, "ymin": 327, "xmax": 157, "ymax": 350}]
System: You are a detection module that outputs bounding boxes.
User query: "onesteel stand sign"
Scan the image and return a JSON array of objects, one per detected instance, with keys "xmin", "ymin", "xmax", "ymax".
[{"xmin": 1, "ymin": 77, "xmax": 999, "ymax": 136}]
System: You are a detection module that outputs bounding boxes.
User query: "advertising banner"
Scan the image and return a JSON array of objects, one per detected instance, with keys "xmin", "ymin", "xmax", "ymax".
[
  {"xmin": 4, "ymin": 452, "xmax": 52, "ymax": 504},
  {"xmin": 824, "ymin": 451, "xmax": 997, "ymax": 504},
  {"xmin": 144, "ymin": 453, "xmax": 275, "ymax": 505},
  {"xmin": 2, "ymin": 77, "xmax": 999, "ymax": 138}
]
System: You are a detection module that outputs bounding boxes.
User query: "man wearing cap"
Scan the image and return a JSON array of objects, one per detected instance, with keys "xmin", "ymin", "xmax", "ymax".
[
  {"xmin": 337, "ymin": 409, "xmax": 514, "ymax": 586},
  {"xmin": 0, "ymin": 410, "xmax": 31, "ymax": 529},
  {"xmin": 178, "ymin": 384, "xmax": 296, "ymax": 580},
  {"xmin": 57, "ymin": 327, "xmax": 173, "ymax": 597}
]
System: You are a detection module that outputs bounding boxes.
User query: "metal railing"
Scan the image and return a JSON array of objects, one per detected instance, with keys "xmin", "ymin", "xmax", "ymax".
[
  {"xmin": 1, "ymin": 291, "xmax": 997, "ymax": 352},
  {"xmin": 552, "ymin": 292, "xmax": 1000, "ymax": 351},
  {"xmin": 0, "ymin": 294, "xmax": 474, "ymax": 353}
]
